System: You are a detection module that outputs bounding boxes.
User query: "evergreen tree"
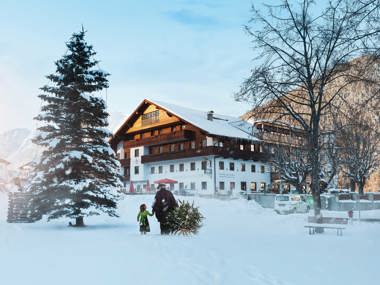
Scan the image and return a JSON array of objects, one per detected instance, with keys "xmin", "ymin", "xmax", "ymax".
[
  {"xmin": 29, "ymin": 29, "xmax": 123, "ymax": 226},
  {"xmin": 164, "ymin": 201, "xmax": 203, "ymax": 235}
]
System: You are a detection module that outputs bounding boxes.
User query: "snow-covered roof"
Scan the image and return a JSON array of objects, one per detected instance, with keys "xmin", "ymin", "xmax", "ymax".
[{"xmin": 114, "ymin": 99, "xmax": 259, "ymax": 142}]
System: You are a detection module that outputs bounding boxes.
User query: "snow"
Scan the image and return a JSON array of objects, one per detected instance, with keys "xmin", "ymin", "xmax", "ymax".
[
  {"xmin": 0, "ymin": 128, "xmax": 31, "ymax": 159},
  {"xmin": 0, "ymin": 111, "xmax": 125, "ymax": 171},
  {"xmin": 114, "ymin": 99, "xmax": 259, "ymax": 141},
  {"xmin": 3, "ymin": 129, "xmax": 42, "ymax": 168},
  {"xmin": 57, "ymin": 150, "xmax": 94, "ymax": 164},
  {"xmin": 0, "ymin": 193, "xmax": 379, "ymax": 285}
]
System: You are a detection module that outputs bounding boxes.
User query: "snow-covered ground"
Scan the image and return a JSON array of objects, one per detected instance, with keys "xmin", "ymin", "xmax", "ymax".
[{"xmin": 0, "ymin": 193, "xmax": 379, "ymax": 285}]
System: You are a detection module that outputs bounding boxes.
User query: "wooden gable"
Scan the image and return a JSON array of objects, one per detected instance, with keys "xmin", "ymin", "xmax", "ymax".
[{"xmin": 127, "ymin": 102, "xmax": 181, "ymax": 134}]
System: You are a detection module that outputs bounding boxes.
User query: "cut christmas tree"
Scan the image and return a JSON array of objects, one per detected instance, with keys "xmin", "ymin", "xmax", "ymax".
[
  {"xmin": 28, "ymin": 28, "xmax": 123, "ymax": 226},
  {"xmin": 164, "ymin": 200, "xmax": 203, "ymax": 235}
]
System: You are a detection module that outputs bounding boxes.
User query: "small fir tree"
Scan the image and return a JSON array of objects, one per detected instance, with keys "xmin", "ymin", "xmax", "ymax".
[
  {"xmin": 164, "ymin": 201, "xmax": 203, "ymax": 235},
  {"xmin": 29, "ymin": 29, "xmax": 123, "ymax": 226}
]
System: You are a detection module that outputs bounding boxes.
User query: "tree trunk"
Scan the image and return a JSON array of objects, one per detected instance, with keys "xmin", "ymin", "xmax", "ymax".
[
  {"xmin": 358, "ymin": 181, "xmax": 364, "ymax": 195},
  {"xmin": 75, "ymin": 216, "xmax": 85, "ymax": 227},
  {"xmin": 310, "ymin": 115, "xmax": 323, "ymax": 233},
  {"xmin": 350, "ymin": 178, "xmax": 356, "ymax": 193},
  {"xmin": 296, "ymin": 184, "xmax": 303, "ymax": 194},
  {"xmin": 310, "ymin": 136, "xmax": 321, "ymax": 215}
]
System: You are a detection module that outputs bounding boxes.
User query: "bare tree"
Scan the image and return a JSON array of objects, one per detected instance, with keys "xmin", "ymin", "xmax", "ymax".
[
  {"xmin": 319, "ymin": 129, "xmax": 343, "ymax": 190},
  {"xmin": 337, "ymin": 105, "xmax": 380, "ymax": 194},
  {"xmin": 272, "ymin": 146, "xmax": 311, "ymax": 193},
  {"xmin": 236, "ymin": 0, "xmax": 380, "ymax": 218}
]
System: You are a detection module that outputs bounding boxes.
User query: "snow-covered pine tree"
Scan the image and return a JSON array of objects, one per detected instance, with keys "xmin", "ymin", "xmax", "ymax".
[{"xmin": 29, "ymin": 28, "xmax": 123, "ymax": 226}]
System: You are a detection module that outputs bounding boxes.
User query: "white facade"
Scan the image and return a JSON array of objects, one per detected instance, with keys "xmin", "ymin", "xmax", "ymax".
[
  {"xmin": 115, "ymin": 99, "xmax": 272, "ymax": 196},
  {"xmin": 127, "ymin": 153, "xmax": 271, "ymax": 196}
]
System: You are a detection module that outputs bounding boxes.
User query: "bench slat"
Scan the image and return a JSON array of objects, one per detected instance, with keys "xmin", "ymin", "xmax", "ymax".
[{"xmin": 307, "ymin": 216, "xmax": 348, "ymax": 224}]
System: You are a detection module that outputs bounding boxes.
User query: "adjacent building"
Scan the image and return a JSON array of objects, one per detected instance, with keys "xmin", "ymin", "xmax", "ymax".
[{"xmin": 110, "ymin": 99, "xmax": 271, "ymax": 195}]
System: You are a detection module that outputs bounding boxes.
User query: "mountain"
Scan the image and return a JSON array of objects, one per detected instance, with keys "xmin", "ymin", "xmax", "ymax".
[
  {"xmin": 6, "ymin": 130, "xmax": 42, "ymax": 168},
  {"xmin": 0, "ymin": 112, "xmax": 126, "ymax": 168},
  {"xmin": 0, "ymin": 128, "xmax": 30, "ymax": 159}
]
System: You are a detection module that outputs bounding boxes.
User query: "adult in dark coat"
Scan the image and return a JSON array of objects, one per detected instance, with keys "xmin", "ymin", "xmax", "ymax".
[{"xmin": 152, "ymin": 184, "xmax": 178, "ymax": 234}]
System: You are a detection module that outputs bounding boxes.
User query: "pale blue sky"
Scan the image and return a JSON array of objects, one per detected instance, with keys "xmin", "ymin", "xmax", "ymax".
[{"xmin": 0, "ymin": 0, "xmax": 266, "ymax": 133}]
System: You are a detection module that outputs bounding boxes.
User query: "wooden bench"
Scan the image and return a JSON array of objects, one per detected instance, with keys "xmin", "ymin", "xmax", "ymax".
[
  {"xmin": 305, "ymin": 224, "xmax": 345, "ymax": 236},
  {"xmin": 307, "ymin": 216, "xmax": 348, "ymax": 224},
  {"xmin": 305, "ymin": 216, "xmax": 348, "ymax": 236}
]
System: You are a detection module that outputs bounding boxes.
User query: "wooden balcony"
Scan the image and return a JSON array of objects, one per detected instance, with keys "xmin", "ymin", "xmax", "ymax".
[
  {"xmin": 141, "ymin": 146, "xmax": 271, "ymax": 163},
  {"xmin": 120, "ymin": 159, "xmax": 130, "ymax": 167},
  {"xmin": 124, "ymin": 130, "xmax": 195, "ymax": 148}
]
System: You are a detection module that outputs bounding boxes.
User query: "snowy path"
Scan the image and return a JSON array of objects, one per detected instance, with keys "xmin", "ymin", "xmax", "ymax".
[{"xmin": 0, "ymin": 193, "xmax": 379, "ymax": 285}]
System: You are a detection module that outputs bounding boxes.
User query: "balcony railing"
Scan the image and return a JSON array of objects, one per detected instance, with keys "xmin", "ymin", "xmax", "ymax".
[
  {"xmin": 120, "ymin": 159, "xmax": 130, "ymax": 167},
  {"xmin": 141, "ymin": 146, "xmax": 271, "ymax": 163},
  {"xmin": 125, "ymin": 130, "xmax": 195, "ymax": 148}
]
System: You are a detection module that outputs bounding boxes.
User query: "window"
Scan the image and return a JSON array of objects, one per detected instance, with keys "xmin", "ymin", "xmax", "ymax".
[
  {"xmin": 179, "ymin": 164, "xmax": 184, "ymax": 172},
  {"xmin": 150, "ymin": 167, "xmax": 155, "ymax": 174},
  {"xmin": 259, "ymin": 145, "xmax": 263, "ymax": 152},
  {"xmin": 170, "ymin": 183, "xmax": 175, "ymax": 191},
  {"xmin": 159, "ymin": 146, "xmax": 164, "ymax": 153},
  {"xmin": 158, "ymin": 166, "xmax": 163, "ymax": 174},
  {"xmin": 179, "ymin": 182, "xmax": 184, "ymax": 190},
  {"xmin": 261, "ymin": 165, "xmax": 265, "ymax": 173},
  {"xmin": 260, "ymin": 182, "xmax": 266, "ymax": 192},
  {"xmin": 134, "ymin": 166, "xmax": 139, "ymax": 175},
  {"xmin": 170, "ymin": 164, "xmax": 174, "ymax": 172},
  {"xmin": 240, "ymin": 144, "xmax": 244, "ymax": 150},
  {"xmin": 170, "ymin": 144, "xmax": 175, "ymax": 152},
  {"xmin": 229, "ymin": 162, "xmax": 235, "ymax": 171},
  {"xmin": 190, "ymin": 162, "xmax": 196, "ymax": 171},
  {"xmin": 201, "ymin": 182, "xmax": 207, "ymax": 190},
  {"xmin": 201, "ymin": 160, "xmax": 207, "ymax": 170},
  {"xmin": 219, "ymin": 142, "xmax": 224, "ymax": 147},
  {"xmin": 230, "ymin": 182, "xmax": 235, "ymax": 191},
  {"xmin": 142, "ymin": 110, "xmax": 159, "ymax": 126},
  {"xmin": 219, "ymin": 161, "xmax": 224, "ymax": 170},
  {"xmin": 219, "ymin": 181, "xmax": 225, "ymax": 190},
  {"xmin": 134, "ymin": 149, "xmax": 140, "ymax": 157},
  {"xmin": 241, "ymin": 163, "xmax": 246, "ymax": 172},
  {"xmin": 190, "ymin": 182, "xmax": 196, "ymax": 190},
  {"xmin": 250, "ymin": 182, "xmax": 257, "ymax": 192},
  {"xmin": 179, "ymin": 143, "xmax": 184, "ymax": 151},
  {"xmin": 241, "ymin": 182, "xmax": 247, "ymax": 191},
  {"xmin": 250, "ymin": 144, "xmax": 255, "ymax": 152},
  {"xmin": 125, "ymin": 167, "xmax": 130, "ymax": 177},
  {"xmin": 151, "ymin": 184, "xmax": 155, "ymax": 191},
  {"xmin": 251, "ymin": 164, "xmax": 256, "ymax": 173},
  {"xmin": 190, "ymin": 141, "xmax": 196, "ymax": 149}
]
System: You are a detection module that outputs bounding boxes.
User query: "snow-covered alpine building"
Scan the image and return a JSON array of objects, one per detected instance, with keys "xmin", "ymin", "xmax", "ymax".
[{"xmin": 110, "ymin": 99, "xmax": 271, "ymax": 195}]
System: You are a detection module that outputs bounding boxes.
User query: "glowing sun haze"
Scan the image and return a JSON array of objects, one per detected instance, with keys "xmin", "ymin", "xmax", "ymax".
[{"xmin": 0, "ymin": 0, "xmax": 262, "ymax": 134}]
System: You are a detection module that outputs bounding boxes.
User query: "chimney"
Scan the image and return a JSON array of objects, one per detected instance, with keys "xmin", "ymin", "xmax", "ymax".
[{"xmin": 207, "ymin": 111, "xmax": 214, "ymax": 121}]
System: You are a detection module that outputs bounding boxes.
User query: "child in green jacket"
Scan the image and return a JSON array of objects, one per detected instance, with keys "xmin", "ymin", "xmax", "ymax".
[{"xmin": 137, "ymin": 204, "xmax": 154, "ymax": 234}]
